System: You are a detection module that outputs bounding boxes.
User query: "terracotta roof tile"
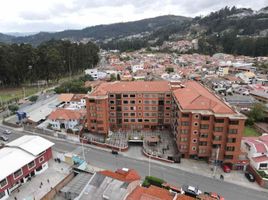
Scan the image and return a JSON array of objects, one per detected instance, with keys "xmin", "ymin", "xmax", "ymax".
[
  {"xmin": 58, "ymin": 93, "xmax": 74, "ymax": 102},
  {"xmin": 48, "ymin": 109, "xmax": 85, "ymax": 121},
  {"xmin": 127, "ymin": 185, "xmax": 174, "ymax": 200},
  {"xmin": 89, "ymin": 81, "xmax": 170, "ymax": 96},
  {"xmin": 173, "ymin": 81, "xmax": 235, "ymax": 114},
  {"xmin": 100, "ymin": 168, "xmax": 140, "ymax": 183}
]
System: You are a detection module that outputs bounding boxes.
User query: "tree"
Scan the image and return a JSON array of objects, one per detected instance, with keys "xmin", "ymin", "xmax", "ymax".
[
  {"xmin": 81, "ymin": 74, "xmax": 94, "ymax": 82},
  {"xmin": 117, "ymin": 74, "xmax": 121, "ymax": 80},
  {"xmin": 29, "ymin": 95, "xmax": 38, "ymax": 102},
  {"xmin": 8, "ymin": 104, "xmax": 19, "ymax": 113},
  {"xmin": 165, "ymin": 67, "xmax": 174, "ymax": 73},
  {"xmin": 110, "ymin": 74, "xmax": 117, "ymax": 81},
  {"xmin": 247, "ymin": 103, "xmax": 266, "ymax": 125}
]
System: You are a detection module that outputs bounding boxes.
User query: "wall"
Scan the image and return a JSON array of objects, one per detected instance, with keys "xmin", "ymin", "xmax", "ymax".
[{"xmin": 41, "ymin": 172, "xmax": 75, "ymax": 200}]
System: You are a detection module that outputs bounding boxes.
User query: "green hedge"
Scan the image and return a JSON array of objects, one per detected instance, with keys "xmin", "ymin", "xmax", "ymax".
[
  {"xmin": 143, "ymin": 176, "xmax": 165, "ymax": 187},
  {"xmin": 258, "ymin": 170, "xmax": 268, "ymax": 179}
]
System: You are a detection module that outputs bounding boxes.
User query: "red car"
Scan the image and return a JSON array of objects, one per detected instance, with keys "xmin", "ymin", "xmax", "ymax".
[{"xmin": 222, "ymin": 164, "xmax": 231, "ymax": 173}]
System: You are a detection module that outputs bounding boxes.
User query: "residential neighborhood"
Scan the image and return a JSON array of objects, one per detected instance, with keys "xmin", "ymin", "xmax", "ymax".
[{"xmin": 0, "ymin": 1, "xmax": 268, "ymax": 200}]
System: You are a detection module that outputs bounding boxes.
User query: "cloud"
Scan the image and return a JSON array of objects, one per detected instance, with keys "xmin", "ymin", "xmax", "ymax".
[{"xmin": 0, "ymin": 0, "xmax": 267, "ymax": 32}]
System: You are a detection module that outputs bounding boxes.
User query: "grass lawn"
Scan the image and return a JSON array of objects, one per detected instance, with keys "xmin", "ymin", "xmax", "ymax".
[
  {"xmin": 243, "ymin": 126, "xmax": 261, "ymax": 137},
  {"xmin": 0, "ymin": 87, "xmax": 40, "ymax": 103}
]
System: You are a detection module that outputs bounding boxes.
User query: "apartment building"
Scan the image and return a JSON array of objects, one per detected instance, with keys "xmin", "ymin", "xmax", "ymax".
[
  {"xmin": 85, "ymin": 81, "xmax": 246, "ymax": 166},
  {"xmin": 86, "ymin": 81, "xmax": 172, "ymax": 134},
  {"xmin": 172, "ymin": 81, "xmax": 246, "ymax": 165}
]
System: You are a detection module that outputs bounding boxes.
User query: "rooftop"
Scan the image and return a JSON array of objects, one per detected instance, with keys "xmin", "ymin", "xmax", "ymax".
[
  {"xmin": 173, "ymin": 81, "xmax": 236, "ymax": 114},
  {"xmin": 48, "ymin": 108, "xmax": 85, "ymax": 121},
  {"xmin": 127, "ymin": 185, "xmax": 175, "ymax": 200},
  {"xmin": 100, "ymin": 168, "xmax": 140, "ymax": 183},
  {"xmin": 0, "ymin": 135, "xmax": 54, "ymax": 181},
  {"xmin": 89, "ymin": 81, "xmax": 171, "ymax": 96}
]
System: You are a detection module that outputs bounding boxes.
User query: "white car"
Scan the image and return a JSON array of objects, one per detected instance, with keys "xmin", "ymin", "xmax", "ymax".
[
  {"xmin": 182, "ymin": 185, "xmax": 202, "ymax": 197},
  {"xmin": 3, "ymin": 130, "xmax": 11, "ymax": 135}
]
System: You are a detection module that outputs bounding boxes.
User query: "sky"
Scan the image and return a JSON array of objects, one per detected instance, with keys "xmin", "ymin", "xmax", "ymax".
[{"xmin": 0, "ymin": 0, "xmax": 267, "ymax": 33}]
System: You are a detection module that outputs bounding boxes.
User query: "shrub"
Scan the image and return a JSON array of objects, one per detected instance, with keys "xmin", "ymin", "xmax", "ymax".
[
  {"xmin": 145, "ymin": 176, "xmax": 165, "ymax": 187},
  {"xmin": 29, "ymin": 95, "xmax": 38, "ymax": 102},
  {"xmin": 142, "ymin": 179, "xmax": 150, "ymax": 188}
]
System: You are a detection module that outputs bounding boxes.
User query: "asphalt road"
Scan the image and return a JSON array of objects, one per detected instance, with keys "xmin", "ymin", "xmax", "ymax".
[{"xmin": 1, "ymin": 125, "xmax": 268, "ymax": 200}]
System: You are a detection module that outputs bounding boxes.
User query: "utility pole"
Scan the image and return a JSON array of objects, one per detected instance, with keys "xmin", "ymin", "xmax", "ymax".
[
  {"xmin": 213, "ymin": 146, "xmax": 220, "ymax": 178},
  {"xmin": 149, "ymin": 155, "xmax": 151, "ymax": 176},
  {"xmin": 81, "ymin": 136, "xmax": 86, "ymax": 161}
]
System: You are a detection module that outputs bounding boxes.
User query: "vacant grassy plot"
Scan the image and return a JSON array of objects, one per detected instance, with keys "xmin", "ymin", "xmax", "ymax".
[
  {"xmin": 0, "ymin": 87, "xmax": 40, "ymax": 103},
  {"xmin": 243, "ymin": 126, "xmax": 260, "ymax": 137}
]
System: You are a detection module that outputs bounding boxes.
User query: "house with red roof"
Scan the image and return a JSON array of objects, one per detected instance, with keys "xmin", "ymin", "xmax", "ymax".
[
  {"xmin": 242, "ymin": 134, "xmax": 268, "ymax": 170},
  {"xmin": 48, "ymin": 109, "xmax": 86, "ymax": 132}
]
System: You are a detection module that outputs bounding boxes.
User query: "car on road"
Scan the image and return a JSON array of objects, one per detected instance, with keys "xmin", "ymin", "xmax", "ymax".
[
  {"xmin": 3, "ymin": 130, "xmax": 11, "ymax": 135},
  {"xmin": 245, "ymin": 172, "xmax": 255, "ymax": 182},
  {"xmin": 0, "ymin": 135, "xmax": 8, "ymax": 142},
  {"xmin": 182, "ymin": 185, "xmax": 202, "ymax": 197},
  {"xmin": 111, "ymin": 150, "xmax": 119, "ymax": 155},
  {"xmin": 222, "ymin": 164, "xmax": 231, "ymax": 173}
]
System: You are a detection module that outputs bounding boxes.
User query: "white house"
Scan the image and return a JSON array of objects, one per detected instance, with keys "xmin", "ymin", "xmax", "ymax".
[
  {"xmin": 241, "ymin": 134, "xmax": 268, "ymax": 170},
  {"xmin": 236, "ymin": 71, "xmax": 256, "ymax": 84},
  {"xmin": 48, "ymin": 109, "xmax": 85, "ymax": 132},
  {"xmin": 131, "ymin": 65, "xmax": 144, "ymax": 73},
  {"xmin": 85, "ymin": 69, "xmax": 107, "ymax": 80}
]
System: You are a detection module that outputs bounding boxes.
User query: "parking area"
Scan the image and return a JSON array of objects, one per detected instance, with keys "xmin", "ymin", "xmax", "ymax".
[{"xmin": 8, "ymin": 159, "xmax": 71, "ymax": 200}]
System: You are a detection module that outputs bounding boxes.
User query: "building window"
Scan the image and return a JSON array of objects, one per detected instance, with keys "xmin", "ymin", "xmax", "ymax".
[
  {"xmin": 130, "ymin": 119, "xmax": 135, "ymax": 122},
  {"xmin": 226, "ymin": 146, "xmax": 235, "ymax": 151},
  {"xmin": 28, "ymin": 161, "xmax": 36, "ymax": 170},
  {"xmin": 138, "ymin": 119, "xmax": 143, "ymax": 122},
  {"xmin": 166, "ymin": 94, "xmax": 171, "ymax": 98},
  {"xmin": 182, "ymin": 113, "xmax": 189, "ymax": 118},
  {"xmin": 166, "ymin": 107, "xmax": 170, "ymax": 110},
  {"xmin": 123, "ymin": 113, "xmax": 129, "ymax": 116},
  {"xmin": 130, "ymin": 94, "xmax": 136, "ymax": 98},
  {"xmin": 192, "ymin": 139, "xmax": 197, "ymax": 143},
  {"xmin": 123, "ymin": 100, "xmax": 128, "ymax": 104},
  {"xmin": 124, "ymin": 119, "xmax": 129, "ymax": 122},
  {"xmin": 13, "ymin": 169, "xmax": 23, "ymax": 179},
  {"xmin": 0, "ymin": 179, "xmax": 8, "ymax": 188},
  {"xmin": 214, "ymin": 127, "xmax": 223, "ymax": 132},
  {"xmin": 199, "ymin": 149, "xmax": 206, "ymax": 154},
  {"xmin": 166, "ymin": 101, "xmax": 171, "ymax": 104},
  {"xmin": 194, "ymin": 122, "xmax": 199, "ymax": 126},
  {"xmin": 181, "ymin": 137, "xmax": 188, "ymax": 142},
  {"xmin": 227, "ymin": 138, "xmax": 236, "ymax": 143},
  {"xmin": 181, "ymin": 121, "xmax": 190, "ymax": 126},
  {"xmin": 224, "ymin": 155, "xmax": 233, "ymax": 160},
  {"xmin": 109, "ymin": 94, "xmax": 114, "ymax": 98},
  {"xmin": 229, "ymin": 120, "xmax": 239, "ymax": 125},
  {"xmin": 199, "ymin": 141, "xmax": 207, "ymax": 146},
  {"xmin": 192, "ymin": 146, "xmax": 197, "ymax": 151},
  {"xmin": 110, "ymin": 100, "xmax": 115, "ymax": 104},
  {"xmin": 39, "ymin": 156, "xmax": 45, "ymax": 163},
  {"xmin": 130, "ymin": 100, "xmax": 135, "ymax": 104},
  {"xmin": 193, "ymin": 130, "xmax": 198, "ymax": 135},
  {"xmin": 123, "ymin": 94, "xmax": 128, "ymax": 98},
  {"xmin": 130, "ymin": 113, "xmax": 135, "ymax": 116},
  {"xmin": 213, "ymin": 136, "xmax": 222, "ymax": 141},
  {"xmin": 260, "ymin": 163, "xmax": 268, "ymax": 169},
  {"xmin": 181, "ymin": 129, "xmax": 188, "ymax": 134},
  {"xmin": 200, "ymin": 124, "xmax": 209, "ymax": 129},
  {"xmin": 200, "ymin": 133, "xmax": 208, "ymax": 138},
  {"xmin": 138, "ymin": 100, "xmax": 142, "ymax": 104},
  {"xmin": 215, "ymin": 118, "xmax": 224, "ymax": 123},
  {"xmin": 228, "ymin": 129, "xmax": 238, "ymax": 134},
  {"xmin": 194, "ymin": 114, "xmax": 199, "ymax": 119},
  {"xmin": 201, "ymin": 116, "xmax": 210, "ymax": 121}
]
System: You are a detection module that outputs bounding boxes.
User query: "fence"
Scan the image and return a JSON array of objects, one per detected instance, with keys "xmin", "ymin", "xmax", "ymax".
[{"xmin": 41, "ymin": 172, "xmax": 75, "ymax": 200}]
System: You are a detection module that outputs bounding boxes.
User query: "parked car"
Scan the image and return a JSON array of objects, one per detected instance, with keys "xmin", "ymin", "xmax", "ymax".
[
  {"xmin": 3, "ymin": 130, "xmax": 11, "ymax": 135},
  {"xmin": 245, "ymin": 172, "xmax": 255, "ymax": 182},
  {"xmin": 222, "ymin": 164, "xmax": 231, "ymax": 173},
  {"xmin": 0, "ymin": 135, "xmax": 8, "ymax": 142},
  {"xmin": 111, "ymin": 150, "xmax": 119, "ymax": 155},
  {"xmin": 182, "ymin": 185, "xmax": 202, "ymax": 197}
]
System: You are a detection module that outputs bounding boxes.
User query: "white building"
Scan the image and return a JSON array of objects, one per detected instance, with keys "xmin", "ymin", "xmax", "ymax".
[
  {"xmin": 241, "ymin": 135, "xmax": 268, "ymax": 170},
  {"xmin": 85, "ymin": 69, "xmax": 107, "ymax": 80},
  {"xmin": 131, "ymin": 65, "xmax": 144, "ymax": 73},
  {"xmin": 48, "ymin": 109, "xmax": 85, "ymax": 132}
]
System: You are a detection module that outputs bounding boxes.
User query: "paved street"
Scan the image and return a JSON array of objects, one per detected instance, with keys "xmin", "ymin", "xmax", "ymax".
[{"xmin": 1, "ymin": 125, "xmax": 268, "ymax": 200}]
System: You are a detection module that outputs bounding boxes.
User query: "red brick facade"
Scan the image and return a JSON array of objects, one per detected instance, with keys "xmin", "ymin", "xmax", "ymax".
[{"xmin": 85, "ymin": 81, "xmax": 246, "ymax": 165}]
